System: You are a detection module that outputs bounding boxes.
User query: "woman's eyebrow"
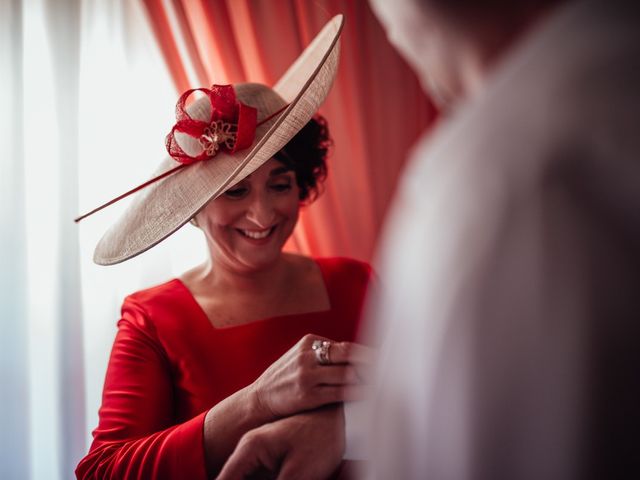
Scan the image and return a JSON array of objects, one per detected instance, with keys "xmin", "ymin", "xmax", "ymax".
[{"xmin": 269, "ymin": 166, "xmax": 292, "ymax": 176}]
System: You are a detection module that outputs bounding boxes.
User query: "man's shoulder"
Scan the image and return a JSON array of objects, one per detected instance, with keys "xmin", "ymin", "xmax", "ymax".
[{"xmin": 407, "ymin": 0, "xmax": 640, "ymax": 196}]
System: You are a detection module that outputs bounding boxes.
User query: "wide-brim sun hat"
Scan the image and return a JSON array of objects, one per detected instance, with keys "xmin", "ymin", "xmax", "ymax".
[{"xmin": 78, "ymin": 14, "xmax": 344, "ymax": 266}]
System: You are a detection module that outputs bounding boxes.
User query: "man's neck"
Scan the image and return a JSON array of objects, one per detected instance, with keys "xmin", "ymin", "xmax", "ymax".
[{"xmin": 448, "ymin": 3, "xmax": 561, "ymax": 105}]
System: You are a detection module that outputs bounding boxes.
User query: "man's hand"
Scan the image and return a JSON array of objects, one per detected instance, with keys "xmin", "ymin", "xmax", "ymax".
[{"xmin": 216, "ymin": 404, "xmax": 345, "ymax": 480}]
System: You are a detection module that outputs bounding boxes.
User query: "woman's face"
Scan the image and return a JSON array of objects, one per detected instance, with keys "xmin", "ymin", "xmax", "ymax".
[{"xmin": 195, "ymin": 158, "xmax": 300, "ymax": 273}]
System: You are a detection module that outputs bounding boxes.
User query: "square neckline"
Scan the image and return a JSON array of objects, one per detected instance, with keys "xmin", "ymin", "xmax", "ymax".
[{"xmin": 172, "ymin": 257, "xmax": 335, "ymax": 331}]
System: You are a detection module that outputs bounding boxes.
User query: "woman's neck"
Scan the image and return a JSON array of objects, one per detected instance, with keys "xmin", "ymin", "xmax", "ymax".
[
  {"xmin": 180, "ymin": 253, "xmax": 329, "ymax": 327},
  {"xmin": 198, "ymin": 254, "xmax": 293, "ymax": 300}
]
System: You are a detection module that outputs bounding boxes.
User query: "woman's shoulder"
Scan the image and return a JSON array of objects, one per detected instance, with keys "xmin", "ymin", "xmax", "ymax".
[
  {"xmin": 120, "ymin": 278, "xmax": 190, "ymax": 327},
  {"xmin": 116, "ymin": 277, "xmax": 206, "ymax": 343},
  {"xmin": 313, "ymin": 256, "xmax": 373, "ymax": 288},
  {"xmin": 314, "ymin": 256, "xmax": 372, "ymax": 274},
  {"xmin": 282, "ymin": 254, "xmax": 372, "ymax": 291},
  {"xmin": 124, "ymin": 278, "xmax": 184, "ymax": 306}
]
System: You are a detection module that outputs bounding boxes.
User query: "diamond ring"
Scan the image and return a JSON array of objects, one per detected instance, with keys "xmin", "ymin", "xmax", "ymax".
[{"xmin": 311, "ymin": 339, "xmax": 332, "ymax": 365}]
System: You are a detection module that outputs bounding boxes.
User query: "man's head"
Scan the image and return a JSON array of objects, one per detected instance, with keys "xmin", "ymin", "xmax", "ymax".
[{"xmin": 369, "ymin": 0, "xmax": 565, "ymax": 107}]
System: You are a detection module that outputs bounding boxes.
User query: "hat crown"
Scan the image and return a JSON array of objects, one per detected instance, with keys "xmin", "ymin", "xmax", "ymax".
[
  {"xmin": 233, "ymin": 83, "xmax": 287, "ymax": 117},
  {"xmin": 175, "ymin": 83, "xmax": 286, "ymax": 157},
  {"xmin": 184, "ymin": 83, "xmax": 286, "ymax": 121}
]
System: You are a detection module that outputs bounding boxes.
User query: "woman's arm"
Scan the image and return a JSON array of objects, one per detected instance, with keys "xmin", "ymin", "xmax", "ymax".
[
  {"xmin": 77, "ymin": 308, "xmax": 367, "ymax": 479},
  {"xmin": 202, "ymin": 333, "xmax": 371, "ymax": 474},
  {"xmin": 217, "ymin": 404, "xmax": 346, "ymax": 480},
  {"xmin": 202, "ymin": 386, "xmax": 267, "ymax": 474},
  {"xmin": 76, "ymin": 316, "xmax": 208, "ymax": 480}
]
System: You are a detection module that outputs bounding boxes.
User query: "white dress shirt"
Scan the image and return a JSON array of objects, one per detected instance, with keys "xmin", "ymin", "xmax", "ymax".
[{"xmin": 355, "ymin": 1, "xmax": 640, "ymax": 478}]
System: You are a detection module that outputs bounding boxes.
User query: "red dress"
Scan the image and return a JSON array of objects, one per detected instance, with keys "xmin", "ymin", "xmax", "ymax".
[{"xmin": 76, "ymin": 257, "xmax": 372, "ymax": 479}]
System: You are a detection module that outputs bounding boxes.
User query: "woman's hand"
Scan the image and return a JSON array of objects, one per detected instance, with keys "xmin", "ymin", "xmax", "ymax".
[
  {"xmin": 250, "ymin": 334, "xmax": 373, "ymax": 420},
  {"xmin": 217, "ymin": 404, "xmax": 345, "ymax": 480}
]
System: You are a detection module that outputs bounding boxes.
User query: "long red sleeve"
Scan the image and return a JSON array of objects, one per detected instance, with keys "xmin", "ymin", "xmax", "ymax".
[{"xmin": 76, "ymin": 309, "xmax": 209, "ymax": 479}]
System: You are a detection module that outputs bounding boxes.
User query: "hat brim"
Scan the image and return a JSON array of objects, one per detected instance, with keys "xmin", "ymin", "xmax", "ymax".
[{"xmin": 93, "ymin": 14, "xmax": 344, "ymax": 265}]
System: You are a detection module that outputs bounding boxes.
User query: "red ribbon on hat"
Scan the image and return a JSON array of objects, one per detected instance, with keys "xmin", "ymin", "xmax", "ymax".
[
  {"xmin": 74, "ymin": 85, "xmax": 288, "ymax": 223},
  {"xmin": 166, "ymin": 84, "xmax": 257, "ymax": 164}
]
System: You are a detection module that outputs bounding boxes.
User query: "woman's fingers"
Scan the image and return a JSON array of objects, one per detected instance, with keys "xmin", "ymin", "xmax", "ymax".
[
  {"xmin": 312, "ymin": 384, "xmax": 370, "ymax": 404},
  {"xmin": 252, "ymin": 334, "xmax": 375, "ymax": 419},
  {"xmin": 301, "ymin": 336, "xmax": 375, "ymax": 387},
  {"xmin": 309, "ymin": 364, "xmax": 361, "ymax": 386},
  {"xmin": 315, "ymin": 340, "xmax": 375, "ymax": 366}
]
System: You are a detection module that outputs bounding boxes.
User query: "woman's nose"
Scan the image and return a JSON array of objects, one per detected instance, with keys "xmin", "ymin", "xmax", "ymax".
[{"xmin": 245, "ymin": 192, "xmax": 276, "ymax": 228}]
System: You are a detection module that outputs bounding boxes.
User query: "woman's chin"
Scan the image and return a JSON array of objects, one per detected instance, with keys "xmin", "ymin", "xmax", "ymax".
[
  {"xmin": 232, "ymin": 243, "xmax": 288, "ymax": 273},
  {"xmin": 211, "ymin": 224, "xmax": 296, "ymax": 273}
]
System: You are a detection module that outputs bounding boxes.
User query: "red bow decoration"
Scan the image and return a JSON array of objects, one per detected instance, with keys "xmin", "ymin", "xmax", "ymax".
[
  {"xmin": 74, "ymin": 86, "xmax": 289, "ymax": 223},
  {"xmin": 165, "ymin": 84, "xmax": 257, "ymax": 165}
]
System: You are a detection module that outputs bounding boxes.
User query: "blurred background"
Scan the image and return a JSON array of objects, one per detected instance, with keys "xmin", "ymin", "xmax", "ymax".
[{"xmin": 0, "ymin": 0, "xmax": 435, "ymax": 478}]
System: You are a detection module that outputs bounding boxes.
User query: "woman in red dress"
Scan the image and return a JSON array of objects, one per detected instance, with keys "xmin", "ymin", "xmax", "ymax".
[{"xmin": 75, "ymin": 16, "xmax": 371, "ymax": 479}]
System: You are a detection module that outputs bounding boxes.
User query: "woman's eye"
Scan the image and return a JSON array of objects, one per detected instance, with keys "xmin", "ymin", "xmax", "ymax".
[
  {"xmin": 224, "ymin": 187, "xmax": 249, "ymax": 199},
  {"xmin": 270, "ymin": 183, "xmax": 292, "ymax": 193}
]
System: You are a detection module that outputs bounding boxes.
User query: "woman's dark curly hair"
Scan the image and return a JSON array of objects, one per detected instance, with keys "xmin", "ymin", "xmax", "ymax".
[{"xmin": 273, "ymin": 114, "xmax": 331, "ymax": 202}]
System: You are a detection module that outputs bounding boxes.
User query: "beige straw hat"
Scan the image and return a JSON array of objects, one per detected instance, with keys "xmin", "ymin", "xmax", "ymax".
[{"xmin": 81, "ymin": 14, "xmax": 344, "ymax": 265}]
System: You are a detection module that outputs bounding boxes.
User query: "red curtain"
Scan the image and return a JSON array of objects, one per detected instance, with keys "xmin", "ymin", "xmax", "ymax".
[{"xmin": 142, "ymin": 0, "xmax": 436, "ymax": 262}]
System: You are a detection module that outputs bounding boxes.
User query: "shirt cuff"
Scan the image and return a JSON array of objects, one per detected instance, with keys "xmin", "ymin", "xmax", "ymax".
[{"xmin": 343, "ymin": 401, "xmax": 368, "ymax": 460}]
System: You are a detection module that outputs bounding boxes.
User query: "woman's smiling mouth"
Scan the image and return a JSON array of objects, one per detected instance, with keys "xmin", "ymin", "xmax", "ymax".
[{"xmin": 236, "ymin": 226, "xmax": 276, "ymax": 240}]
